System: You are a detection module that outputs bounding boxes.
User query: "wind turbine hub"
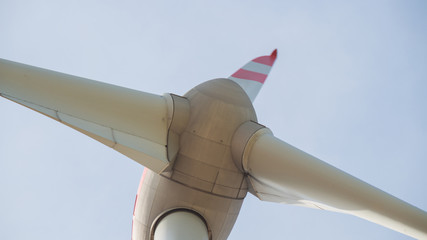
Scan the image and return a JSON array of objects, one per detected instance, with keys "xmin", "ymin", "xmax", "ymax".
[{"xmin": 163, "ymin": 78, "xmax": 257, "ymax": 199}]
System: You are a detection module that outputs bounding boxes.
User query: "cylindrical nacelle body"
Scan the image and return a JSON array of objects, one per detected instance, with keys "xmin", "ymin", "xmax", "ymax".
[{"xmin": 153, "ymin": 210, "xmax": 209, "ymax": 240}]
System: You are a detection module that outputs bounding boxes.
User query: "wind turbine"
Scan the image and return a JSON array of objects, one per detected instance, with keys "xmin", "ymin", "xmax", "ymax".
[{"xmin": 1, "ymin": 49, "xmax": 426, "ymax": 240}]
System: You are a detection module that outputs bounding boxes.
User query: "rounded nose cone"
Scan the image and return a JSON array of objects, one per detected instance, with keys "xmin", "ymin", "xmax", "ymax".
[{"xmin": 166, "ymin": 78, "xmax": 257, "ymax": 198}]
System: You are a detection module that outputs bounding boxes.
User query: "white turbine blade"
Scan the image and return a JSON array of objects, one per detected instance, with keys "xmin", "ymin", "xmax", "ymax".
[
  {"xmin": 228, "ymin": 49, "xmax": 277, "ymax": 102},
  {"xmin": 244, "ymin": 132, "xmax": 427, "ymax": 239},
  {"xmin": 0, "ymin": 58, "xmax": 170, "ymax": 173}
]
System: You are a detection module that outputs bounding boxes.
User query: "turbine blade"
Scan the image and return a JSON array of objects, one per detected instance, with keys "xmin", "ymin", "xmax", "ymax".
[
  {"xmin": 228, "ymin": 49, "xmax": 277, "ymax": 102},
  {"xmin": 244, "ymin": 132, "xmax": 427, "ymax": 239},
  {"xmin": 0, "ymin": 58, "xmax": 171, "ymax": 173}
]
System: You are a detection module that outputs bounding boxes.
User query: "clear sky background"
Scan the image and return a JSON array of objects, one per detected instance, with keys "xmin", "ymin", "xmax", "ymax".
[{"xmin": 0, "ymin": 1, "xmax": 426, "ymax": 239}]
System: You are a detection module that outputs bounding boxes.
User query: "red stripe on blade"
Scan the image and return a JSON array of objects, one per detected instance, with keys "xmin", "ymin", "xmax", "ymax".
[
  {"xmin": 232, "ymin": 69, "xmax": 268, "ymax": 83},
  {"xmin": 252, "ymin": 56, "xmax": 276, "ymax": 66},
  {"xmin": 252, "ymin": 50, "xmax": 277, "ymax": 66}
]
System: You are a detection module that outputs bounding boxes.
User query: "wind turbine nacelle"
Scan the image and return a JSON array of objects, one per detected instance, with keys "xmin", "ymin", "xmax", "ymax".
[{"xmin": 132, "ymin": 78, "xmax": 258, "ymax": 240}]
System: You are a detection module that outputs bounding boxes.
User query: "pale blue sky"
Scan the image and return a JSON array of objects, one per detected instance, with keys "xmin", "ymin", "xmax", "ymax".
[{"xmin": 0, "ymin": 1, "xmax": 426, "ymax": 239}]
